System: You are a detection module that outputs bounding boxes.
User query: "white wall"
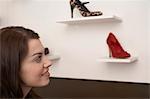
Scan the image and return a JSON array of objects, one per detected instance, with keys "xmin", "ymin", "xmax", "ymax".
[
  {"xmin": 148, "ymin": 0, "xmax": 150, "ymax": 83},
  {"xmin": 0, "ymin": 0, "xmax": 149, "ymax": 83},
  {"xmin": 0, "ymin": 0, "xmax": 10, "ymax": 27}
]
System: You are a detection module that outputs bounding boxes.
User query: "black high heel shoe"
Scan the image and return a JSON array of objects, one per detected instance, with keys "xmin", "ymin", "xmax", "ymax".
[{"xmin": 70, "ymin": 0, "xmax": 103, "ymax": 18}]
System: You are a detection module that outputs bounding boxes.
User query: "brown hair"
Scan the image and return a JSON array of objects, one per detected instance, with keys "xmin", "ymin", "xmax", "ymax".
[{"xmin": 0, "ymin": 26, "xmax": 39, "ymax": 98}]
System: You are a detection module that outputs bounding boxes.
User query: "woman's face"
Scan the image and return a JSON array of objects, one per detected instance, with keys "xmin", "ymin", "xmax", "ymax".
[{"xmin": 20, "ymin": 39, "xmax": 52, "ymax": 87}]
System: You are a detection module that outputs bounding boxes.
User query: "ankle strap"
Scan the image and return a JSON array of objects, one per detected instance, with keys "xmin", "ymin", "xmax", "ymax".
[{"xmin": 82, "ymin": 2, "xmax": 89, "ymax": 5}]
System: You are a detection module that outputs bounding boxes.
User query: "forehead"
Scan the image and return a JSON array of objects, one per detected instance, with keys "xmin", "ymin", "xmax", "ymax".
[{"xmin": 27, "ymin": 39, "xmax": 44, "ymax": 55}]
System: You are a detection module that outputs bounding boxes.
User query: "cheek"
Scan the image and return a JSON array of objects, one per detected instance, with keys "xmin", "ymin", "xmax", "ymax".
[{"xmin": 20, "ymin": 63, "xmax": 44, "ymax": 86}]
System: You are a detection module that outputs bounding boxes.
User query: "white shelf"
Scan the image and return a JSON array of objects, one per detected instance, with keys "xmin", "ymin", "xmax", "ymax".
[
  {"xmin": 56, "ymin": 15, "xmax": 122, "ymax": 24},
  {"xmin": 98, "ymin": 57, "xmax": 138, "ymax": 63},
  {"xmin": 49, "ymin": 55, "xmax": 60, "ymax": 61}
]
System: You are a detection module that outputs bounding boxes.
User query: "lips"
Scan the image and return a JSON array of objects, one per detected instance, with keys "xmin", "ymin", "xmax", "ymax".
[
  {"xmin": 41, "ymin": 70, "xmax": 50, "ymax": 77},
  {"xmin": 45, "ymin": 71, "xmax": 50, "ymax": 76}
]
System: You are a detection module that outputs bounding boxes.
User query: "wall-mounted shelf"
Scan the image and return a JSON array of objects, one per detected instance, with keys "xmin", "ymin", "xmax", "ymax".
[
  {"xmin": 56, "ymin": 15, "xmax": 122, "ymax": 24},
  {"xmin": 49, "ymin": 55, "xmax": 60, "ymax": 61},
  {"xmin": 98, "ymin": 57, "xmax": 138, "ymax": 63}
]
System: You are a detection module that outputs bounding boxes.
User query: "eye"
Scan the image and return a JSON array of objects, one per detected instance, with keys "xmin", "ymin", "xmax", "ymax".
[
  {"xmin": 44, "ymin": 47, "xmax": 49, "ymax": 55},
  {"xmin": 35, "ymin": 55, "xmax": 42, "ymax": 63}
]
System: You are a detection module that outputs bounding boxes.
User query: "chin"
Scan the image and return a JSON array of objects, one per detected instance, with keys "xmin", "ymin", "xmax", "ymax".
[
  {"xmin": 41, "ymin": 79, "xmax": 50, "ymax": 86},
  {"xmin": 35, "ymin": 78, "xmax": 50, "ymax": 87}
]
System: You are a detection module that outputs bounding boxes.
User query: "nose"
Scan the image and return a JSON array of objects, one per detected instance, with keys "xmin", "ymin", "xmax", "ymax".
[{"xmin": 43, "ymin": 56, "xmax": 52, "ymax": 68}]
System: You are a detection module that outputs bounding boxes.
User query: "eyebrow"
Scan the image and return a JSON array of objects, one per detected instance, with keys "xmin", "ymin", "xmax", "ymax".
[{"xmin": 32, "ymin": 52, "xmax": 43, "ymax": 56}]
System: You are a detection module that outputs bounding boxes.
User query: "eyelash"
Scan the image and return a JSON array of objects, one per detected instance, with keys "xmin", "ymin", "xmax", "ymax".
[
  {"xmin": 35, "ymin": 48, "xmax": 49, "ymax": 63},
  {"xmin": 35, "ymin": 55, "xmax": 42, "ymax": 63}
]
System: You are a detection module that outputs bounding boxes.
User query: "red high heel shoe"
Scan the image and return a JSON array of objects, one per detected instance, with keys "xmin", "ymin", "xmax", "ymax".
[{"xmin": 106, "ymin": 32, "xmax": 131, "ymax": 58}]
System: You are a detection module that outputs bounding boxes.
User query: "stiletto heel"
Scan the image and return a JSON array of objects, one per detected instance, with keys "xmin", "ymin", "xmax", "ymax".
[
  {"xmin": 70, "ymin": 5, "xmax": 74, "ymax": 18},
  {"xmin": 70, "ymin": 1, "xmax": 75, "ymax": 18},
  {"xmin": 107, "ymin": 32, "xmax": 131, "ymax": 58},
  {"xmin": 108, "ymin": 47, "xmax": 111, "ymax": 58},
  {"xmin": 70, "ymin": 0, "xmax": 103, "ymax": 18}
]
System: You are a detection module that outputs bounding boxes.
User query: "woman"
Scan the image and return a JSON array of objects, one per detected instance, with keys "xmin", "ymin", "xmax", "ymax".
[{"xmin": 0, "ymin": 26, "xmax": 52, "ymax": 98}]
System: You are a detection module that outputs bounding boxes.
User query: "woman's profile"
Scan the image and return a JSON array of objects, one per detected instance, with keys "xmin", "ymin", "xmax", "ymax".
[{"xmin": 0, "ymin": 26, "xmax": 52, "ymax": 98}]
